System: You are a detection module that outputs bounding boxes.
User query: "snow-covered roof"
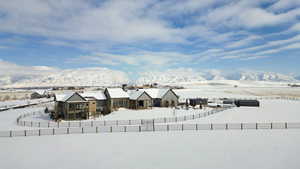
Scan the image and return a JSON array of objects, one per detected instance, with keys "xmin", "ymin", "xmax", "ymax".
[
  {"xmin": 127, "ymin": 90, "xmax": 150, "ymax": 100},
  {"xmin": 140, "ymin": 88, "xmax": 170, "ymax": 99},
  {"xmin": 81, "ymin": 91, "xmax": 106, "ymax": 100},
  {"xmin": 32, "ymin": 90, "xmax": 46, "ymax": 95},
  {"xmin": 55, "ymin": 93, "xmax": 74, "ymax": 102},
  {"xmin": 105, "ymin": 88, "xmax": 129, "ymax": 98}
]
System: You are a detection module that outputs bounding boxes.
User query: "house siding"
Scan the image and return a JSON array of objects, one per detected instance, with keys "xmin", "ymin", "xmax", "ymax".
[{"xmin": 161, "ymin": 90, "xmax": 178, "ymax": 107}]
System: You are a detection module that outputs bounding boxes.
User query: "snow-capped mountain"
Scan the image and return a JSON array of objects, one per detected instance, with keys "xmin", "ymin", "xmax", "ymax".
[
  {"xmin": 0, "ymin": 67, "xmax": 128, "ymax": 88},
  {"xmin": 137, "ymin": 68, "xmax": 206, "ymax": 84},
  {"xmin": 225, "ymin": 71, "xmax": 296, "ymax": 82},
  {"xmin": 0, "ymin": 60, "xmax": 298, "ymax": 88},
  {"xmin": 136, "ymin": 69, "xmax": 299, "ymax": 85}
]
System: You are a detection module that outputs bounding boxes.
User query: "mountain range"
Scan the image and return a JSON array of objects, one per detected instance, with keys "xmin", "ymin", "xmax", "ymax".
[{"xmin": 0, "ymin": 65, "xmax": 299, "ymax": 88}]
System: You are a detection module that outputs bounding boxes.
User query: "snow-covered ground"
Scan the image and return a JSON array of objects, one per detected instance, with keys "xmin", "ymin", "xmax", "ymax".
[
  {"xmin": 100, "ymin": 107, "xmax": 211, "ymax": 120},
  {"xmin": 0, "ymin": 103, "xmax": 52, "ymax": 130},
  {"xmin": 1, "ymin": 130, "xmax": 300, "ymax": 169},
  {"xmin": 187, "ymin": 99, "xmax": 300, "ymax": 123},
  {"xmin": 0, "ymin": 98, "xmax": 52, "ymax": 109},
  {"xmin": 174, "ymin": 87, "xmax": 300, "ymax": 100},
  {"xmin": 0, "ymin": 107, "xmax": 44, "ymax": 130}
]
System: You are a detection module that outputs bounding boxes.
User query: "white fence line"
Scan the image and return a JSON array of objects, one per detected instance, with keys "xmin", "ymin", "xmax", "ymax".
[
  {"xmin": 16, "ymin": 106, "xmax": 233, "ymax": 128},
  {"xmin": 1, "ymin": 122, "xmax": 300, "ymax": 138}
]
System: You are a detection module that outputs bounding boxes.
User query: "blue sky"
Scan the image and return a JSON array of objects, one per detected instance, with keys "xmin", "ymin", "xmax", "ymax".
[{"xmin": 0, "ymin": 0, "xmax": 300, "ymax": 76}]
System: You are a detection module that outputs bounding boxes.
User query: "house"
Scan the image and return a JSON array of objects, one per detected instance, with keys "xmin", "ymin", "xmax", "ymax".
[
  {"xmin": 30, "ymin": 90, "xmax": 47, "ymax": 99},
  {"xmin": 128, "ymin": 90, "xmax": 152, "ymax": 109},
  {"xmin": 104, "ymin": 88, "xmax": 130, "ymax": 112},
  {"xmin": 53, "ymin": 88, "xmax": 180, "ymax": 120},
  {"xmin": 54, "ymin": 92, "xmax": 89, "ymax": 120},
  {"xmin": 141, "ymin": 88, "xmax": 179, "ymax": 107},
  {"xmin": 81, "ymin": 91, "xmax": 108, "ymax": 116}
]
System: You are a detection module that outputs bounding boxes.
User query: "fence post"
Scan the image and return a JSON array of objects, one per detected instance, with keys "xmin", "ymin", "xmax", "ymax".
[
  {"xmin": 82, "ymin": 127, "xmax": 84, "ymax": 134},
  {"xmin": 285, "ymin": 122, "xmax": 288, "ymax": 129},
  {"xmin": 39, "ymin": 129, "xmax": 41, "ymax": 136},
  {"xmin": 241, "ymin": 123, "xmax": 243, "ymax": 130},
  {"xmin": 167, "ymin": 124, "xmax": 169, "ymax": 131},
  {"xmin": 175, "ymin": 116, "xmax": 177, "ymax": 122},
  {"xmin": 153, "ymin": 119, "xmax": 155, "ymax": 132},
  {"xmin": 104, "ymin": 120, "xmax": 106, "ymax": 126},
  {"xmin": 226, "ymin": 123, "xmax": 228, "ymax": 130},
  {"xmin": 48, "ymin": 122, "xmax": 50, "ymax": 128},
  {"xmin": 110, "ymin": 126, "xmax": 112, "ymax": 133},
  {"xmin": 129, "ymin": 120, "xmax": 131, "ymax": 125},
  {"xmin": 53, "ymin": 128, "xmax": 55, "ymax": 135},
  {"xmin": 38, "ymin": 122, "xmax": 40, "ymax": 128},
  {"xmin": 10, "ymin": 130, "xmax": 12, "ymax": 137},
  {"xmin": 196, "ymin": 124, "xmax": 198, "ymax": 130},
  {"xmin": 79, "ymin": 121, "xmax": 81, "ymax": 127},
  {"xmin": 24, "ymin": 130, "xmax": 27, "ymax": 136},
  {"xmin": 139, "ymin": 126, "xmax": 141, "ymax": 132},
  {"xmin": 256, "ymin": 123, "xmax": 258, "ymax": 130},
  {"xmin": 210, "ymin": 123, "xmax": 213, "ymax": 130},
  {"xmin": 270, "ymin": 123, "xmax": 273, "ymax": 129},
  {"xmin": 116, "ymin": 120, "xmax": 118, "ymax": 126},
  {"xmin": 67, "ymin": 128, "xmax": 69, "ymax": 134},
  {"xmin": 164, "ymin": 117, "xmax": 167, "ymax": 123},
  {"xmin": 182, "ymin": 124, "xmax": 184, "ymax": 131},
  {"xmin": 96, "ymin": 126, "xmax": 98, "ymax": 133},
  {"xmin": 57, "ymin": 122, "xmax": 59, "ymax": 128},
  {"xmin": 124, "ymin": 126, "xmax": 127, "ymax": 132},
  {"xmin": 91, "ymin": 121, "xmax": 93, "ymax": 127}
]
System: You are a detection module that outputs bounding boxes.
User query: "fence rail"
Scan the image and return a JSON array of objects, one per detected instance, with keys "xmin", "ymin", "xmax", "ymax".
[
  {"xmin": 16, "ymin": 106, "xmax": 233, "ymax": 128},
  {"xmin": 1, "ymin": 122, "xmax": 300, "ymax": 138}
]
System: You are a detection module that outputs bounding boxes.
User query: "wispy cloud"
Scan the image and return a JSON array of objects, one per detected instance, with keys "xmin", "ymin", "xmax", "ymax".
[{"xmin": 0, "ymin": 0, "xmax": 299, "ymax": 73}]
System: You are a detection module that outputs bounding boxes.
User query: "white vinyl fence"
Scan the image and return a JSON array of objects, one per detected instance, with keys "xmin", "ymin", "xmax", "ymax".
[
  {"xmin": 16, "ymin": 106, "xmax": 233, "ymax": 128},
  {"xmin": 1, "ymin": 122, "xmax": 300, "ymax": 138}
]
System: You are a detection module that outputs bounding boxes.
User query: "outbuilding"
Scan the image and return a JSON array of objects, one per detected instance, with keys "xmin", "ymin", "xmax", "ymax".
[
  {"xmin": 30, "ymin": 90, "xmax": 47, "ymax": 99},
  {"xmin": 234, "ymin": 100, "xmax": 260, "ymax": 107}
]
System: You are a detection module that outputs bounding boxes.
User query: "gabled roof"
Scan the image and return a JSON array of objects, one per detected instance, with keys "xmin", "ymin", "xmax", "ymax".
[
  {"xmin": 105, "ymin": 88, "xmax": 129, "ymax": 98},
  {"xmin": 140, "ymin": 88, "xmax": 170, "ymax": 99},
  {"xmin": 55, "ymin": 92, "xmax": 86, "ymax": 102},
  {"xmin": 81, "ymin": 91, "xmax": 106, "ymax": 100},
  {"xmin": 32, "ymin": 90, "xmax": 46, "ymax": 95},
  {"xmin": 127, "ymin": 90, "xmax": 152, "ymax": 100},
  {"xmin": 55, "ymin": 93, "xmax": 74, "ymax": 102}
]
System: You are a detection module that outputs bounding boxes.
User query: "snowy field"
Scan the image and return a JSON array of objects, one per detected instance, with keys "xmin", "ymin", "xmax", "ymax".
[
  {"xmin": 174, "ymin": 86, "xmax": 300, "ymax": 101},
  {"xmin": 0, "ymin": 103, "xmax": 52, "ymax": 130},
  {"xmin": 100, "ymin": 107, "xmax": 211, "ymax": 120},
  {"xmin": 0, "ymin": 98, "xmax": 52, "ymax": 110},
  {"xmin": 0, "ymin": 130, "xmax": 300, "ymax": 169},
  {"xmin": 187, "ymin": 99, "xmax": 300, "ymax": 123}
]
